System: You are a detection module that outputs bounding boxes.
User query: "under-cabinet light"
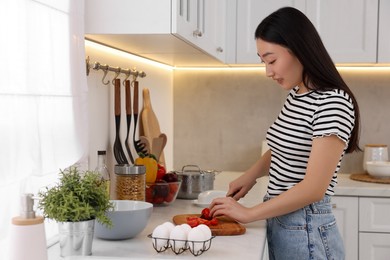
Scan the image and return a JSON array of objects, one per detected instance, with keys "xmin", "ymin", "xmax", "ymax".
[
  {"xmin": 85, "ymin": 40, "xmax": 390, "ymax": 71},
  {"xmin": 85, "ymin": 40, "xmax": 173, "ymax": 71}
]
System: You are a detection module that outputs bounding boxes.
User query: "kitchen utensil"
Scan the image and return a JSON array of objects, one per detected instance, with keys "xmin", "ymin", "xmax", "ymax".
[
  {"xmin": 139, "ymin": 136, "xmax": 151, "ymax": 155},
  {"xmin": 175, "ymin": 165, "xmax": 219, "ymax": 199},
  {"xmin": 363, "ymin": 144, "xmax": 388, "ymax": 172},
  {"xmin": 172, "ymin": 214, "xmax": 246, "ymax": 236},
  {"xmin": 113, "ymin": 78, "xmax": 128, "ymax": 164},
  {"xmin": 152, "ymin": 133, "xmax": 167, "ymax": 165},
  {"xmin": 132, "ymin": 80, "xmax": 148, "ymax": 156},
  {"xmin": 124, "ymin": 80, "xmax": 134, "ymax": 164},
  {"xmin": 140, "ymin": 88, "xmax": 165, "ymax": 163}
]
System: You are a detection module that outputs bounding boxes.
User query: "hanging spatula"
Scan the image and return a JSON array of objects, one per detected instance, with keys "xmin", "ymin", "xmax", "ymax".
[
  {"xmin": 124, "ymin": 79, "xmax": 134, "ymax": 164},
  {"xmin": 113, "ymin": 78, "xmax": 128, "ymax": 164},
  {"xmin": 132, "ymin": 80, "xmax": 148, "ymax": 156}
]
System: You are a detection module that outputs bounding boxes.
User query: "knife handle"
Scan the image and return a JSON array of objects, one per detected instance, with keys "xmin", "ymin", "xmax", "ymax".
[{"xmin": 114, "ymin": 78, "xmax": 121, "ymax": 116}]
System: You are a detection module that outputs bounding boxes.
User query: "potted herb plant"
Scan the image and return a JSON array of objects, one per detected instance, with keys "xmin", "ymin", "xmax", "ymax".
[{"xmin": 38, "ymin": 166, "xmax": 113, "ymax": 257}]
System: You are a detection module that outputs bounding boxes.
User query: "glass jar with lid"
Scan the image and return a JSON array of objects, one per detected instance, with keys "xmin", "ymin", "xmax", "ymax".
[{"xmin": 115, "ymin": 164, "xmax": 146, "ymax": 201}]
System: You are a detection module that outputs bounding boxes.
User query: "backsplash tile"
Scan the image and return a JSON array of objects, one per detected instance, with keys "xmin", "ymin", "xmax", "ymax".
[{"xmin": 173, "ymin": 69, "xmax": 390, "ymax": 173}]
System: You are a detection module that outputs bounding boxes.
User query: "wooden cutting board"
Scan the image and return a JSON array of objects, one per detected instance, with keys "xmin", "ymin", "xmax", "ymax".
[
  {"xmin": 139, "ymin": 88, "xmax": 165, "ymax": 165},
  {"xmin": 172, "ymin": 214, "xmax": 246, "ymax": 236}
]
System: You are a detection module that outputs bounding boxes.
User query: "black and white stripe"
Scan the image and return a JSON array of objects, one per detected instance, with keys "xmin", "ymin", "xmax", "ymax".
[{"xmin": 266, "ymin": 87, "xmax": 355, "ymax": 197}]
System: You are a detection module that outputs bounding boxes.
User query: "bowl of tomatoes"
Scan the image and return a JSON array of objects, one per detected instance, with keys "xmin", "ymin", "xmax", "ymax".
[{"xmin": 146, "ymin": 172, "xmax": 181, "ymax": 206}]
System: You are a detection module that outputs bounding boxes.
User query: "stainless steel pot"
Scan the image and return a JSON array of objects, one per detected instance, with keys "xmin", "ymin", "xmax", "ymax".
[{"xmin": 176, "ymin": 165, "xmax": 219, "ymax": 199}]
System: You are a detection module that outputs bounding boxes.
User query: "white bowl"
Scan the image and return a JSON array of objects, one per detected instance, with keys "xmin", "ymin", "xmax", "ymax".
[
  {"xmin": 95, "ymin": 200, "xmax": 153, "ymax": 240},
  {"xmin": 197, "ymin": 190, "xmax": 227, "ymax": 204},
  {"xmin": 366, "ymin": 161, "xmax": 390, "ymax": 178}
]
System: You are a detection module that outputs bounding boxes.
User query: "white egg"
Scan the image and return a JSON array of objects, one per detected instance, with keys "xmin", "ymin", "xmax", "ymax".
[
  {"xmin": 180, "ymin": 223, "xmax": 192, "ymax": 235},
  {"xmin": 152, "ymin": 224, "xmax": 169, "ymax": 251},
  {"xmin": 197, "ymin": 224, "xmax": 212, "ymax": 240},
  {"xmin": 187, "ymin": 226, "xmax": 206, "ymax": 254},
  {"xmin": 197, "ymin": 224, "xmax": 212, "ymax": 248},
  {"xmin": 162, "ymin": 221, "xmax": 175, "ymax": 233},
  {"xmin": 169, "ymin": 225, "xmax": 187, "ymax": 251}
]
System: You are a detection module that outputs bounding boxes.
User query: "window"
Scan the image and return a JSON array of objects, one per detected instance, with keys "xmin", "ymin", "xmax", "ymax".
[{"xmin": 0, "ymin": 0, "xmax": 88, "ymax": 252}]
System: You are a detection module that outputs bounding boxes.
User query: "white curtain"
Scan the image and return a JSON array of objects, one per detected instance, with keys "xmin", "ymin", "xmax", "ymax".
[{"xmin": 0, "ymin": 0, "xmax": 88, "ymax": 255}]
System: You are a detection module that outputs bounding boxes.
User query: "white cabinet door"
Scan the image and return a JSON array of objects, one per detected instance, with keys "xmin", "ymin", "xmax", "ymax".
[
  {"xmin": 235, "ymin": 0, "xmax": 306, "ymax": 64},
  {"xmin": 173, "ymin": 0, "xmax": 199, "ymax": 42},
  {"xmin": 378, "ymin": 0, "xmax": 390, "ymax": 62},
  {"xmin": 85, "ymin": 0, "xmax": 172, "ymax": 34},
  {"xmin": 174, "ymin": 0, "xmax": 227, "ymax": 62},
  {"xmin": 359, "ymin": 197, "xmax": 390, "ymax": 233},
  {"xmin": 359, "ymin": 233, "xmax": 390, "ymax": 260},
  {"xmin": 332, "ymin": 196, "xmax": 359, "ymax": 260},
  {"xmin": 306, "ymin": 0, "xmax": 379, "ymax": 63}
]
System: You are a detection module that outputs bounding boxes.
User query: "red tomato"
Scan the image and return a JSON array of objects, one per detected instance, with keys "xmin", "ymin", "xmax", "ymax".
[
  {"xmin": 156, "ymin": 164, "xmax": 166, "ymax": 180},
  {"xmin": 145, "ymin": 186, "xmax": 153, "ymax": 202},
  {"xmin": 164, "ymin": 192, "xmax": 175, "ymax": 203},
  {"xmin": 168, "ymin": 183, "xmax": 179, "ymax": 193},
  {"xmin": 200, "ymin": 208, "xmax": 212, "ymax": 220},
  {"xmin": 164, "ymin": 183, "xmax": 179, "ymax": 203},
  {"xmin": 152, "ymin": 196, "xmax": 165, "ymax": 204}
]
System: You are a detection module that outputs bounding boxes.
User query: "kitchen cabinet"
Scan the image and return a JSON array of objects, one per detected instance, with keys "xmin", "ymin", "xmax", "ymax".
[
  {"xmin": 305, "ymin": 0, "xmax": 378, "ymax": 63},
  {"xmin": 333, "ymin": 196, "xmax": 390, "ymax": 260},
  {"xmin": 233, "ymin": 0, "xmax": 306, "ymax": 64},
  {"xmin": 232, "ymin": 0, "xmax": 380, "ymax": 64},
  {"xmin": 378, "ymin": 0, "xmax": 390, "ymax": 62},
  {"xmin": 332, "ymin": 196, "xmax": 359, "ymax": 260},
  {"xmin": 175, "ymin": 0, "xmax": 227, "ymax": 62},
  {"xmin": 85, "ymin": 0, "xmax": 228, "ymax": 66}
]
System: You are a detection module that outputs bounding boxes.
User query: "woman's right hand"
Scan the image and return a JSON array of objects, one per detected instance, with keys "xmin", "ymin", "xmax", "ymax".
[
  {"xmin": 227, "ymin": 149, "xmax": 271, "ymax": 200},
  {"xmin": 226, "ymin": 172, "xmax": 257, "ymax": 200}
]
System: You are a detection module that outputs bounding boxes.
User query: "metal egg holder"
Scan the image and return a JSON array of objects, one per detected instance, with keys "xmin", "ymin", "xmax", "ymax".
[{"xmin": 147, "ymin": 234, "xmax": 216, "ymax": 256}]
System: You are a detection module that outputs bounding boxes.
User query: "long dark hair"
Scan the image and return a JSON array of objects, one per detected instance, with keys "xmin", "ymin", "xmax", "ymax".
[{"xmin": 255, "ymin": 7, "xmax": 360, "ymax": 153}]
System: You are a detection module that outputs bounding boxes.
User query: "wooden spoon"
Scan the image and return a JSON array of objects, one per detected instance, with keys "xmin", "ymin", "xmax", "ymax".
[{"xmin": 152, "ymin": 133, "xmax": 167, "ymax": 165}]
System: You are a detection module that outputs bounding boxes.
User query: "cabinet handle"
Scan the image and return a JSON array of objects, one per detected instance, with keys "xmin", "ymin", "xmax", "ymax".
[
  {"xmin": 193, "ymin": 29, "xmax": 203, "ymax": 37},
  {"xmin": 332, "ymin": 203, "xmax": 337, "ymax": 209},
  {"xmin": 216, "ymin": 47, "xmax": 223, "ymax": 53}
]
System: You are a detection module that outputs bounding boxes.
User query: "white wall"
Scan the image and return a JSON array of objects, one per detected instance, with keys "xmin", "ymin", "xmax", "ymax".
[{"xmin": 85, "ymin": 41, "xmax": 174, "ymax": 179}]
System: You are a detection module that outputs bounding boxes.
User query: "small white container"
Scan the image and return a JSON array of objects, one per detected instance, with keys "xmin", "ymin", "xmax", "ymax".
[
  {"xmin": 363, "ymin": 144, "xmax": 388, "ymax": 172},
  {"xmin": 366, "ymin": 161, "xmax": 390, "ymax": 178}
]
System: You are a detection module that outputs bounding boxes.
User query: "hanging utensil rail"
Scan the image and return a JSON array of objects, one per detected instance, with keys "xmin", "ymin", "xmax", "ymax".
[{"xmin": 86, "ymin": 56, "xmax": 146, "ymax": 85}]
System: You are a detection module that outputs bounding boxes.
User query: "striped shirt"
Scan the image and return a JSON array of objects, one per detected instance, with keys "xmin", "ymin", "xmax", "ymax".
[{"xmin": 266, "ymin": 86, "xmax": 355, "ymax": 197}]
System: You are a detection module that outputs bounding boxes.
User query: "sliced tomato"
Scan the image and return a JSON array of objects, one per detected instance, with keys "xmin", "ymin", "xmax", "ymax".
[
  {"xmin": 210, "ymin": 218, "xmax": 219, "ymax": 226},
  {"xmin": 186, "ymin": 217, "xmax": 200, "ymax": 228},
  {"xmin": 198, "ymin": 218, "xmax": 211, "ymax": 226}
]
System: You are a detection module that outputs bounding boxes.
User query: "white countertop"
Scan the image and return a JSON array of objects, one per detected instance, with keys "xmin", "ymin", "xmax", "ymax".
[
  {"xmin": 47, "ymin": 172, "xmax": 390, "ymax": 259},
  {"xmin": 48, "ymin": 172, "xmax": 268, "ymax": 260},
  {"xmin": 335, "ymin": 173, "xmax": 390, "ymax": 197}
]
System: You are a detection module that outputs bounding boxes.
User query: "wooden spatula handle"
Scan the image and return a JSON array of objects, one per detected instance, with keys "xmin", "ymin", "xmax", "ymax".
[
  {"xmin": 125, "ymin": 80, "xmax": 131, "ymax": 115},
  {"xmin": 133, "ymin": 81, "xmax": 139, "ymax": 115},
  {"xmin": 114, "ymin": 78, "xmax": 121, "ymax": 116}
]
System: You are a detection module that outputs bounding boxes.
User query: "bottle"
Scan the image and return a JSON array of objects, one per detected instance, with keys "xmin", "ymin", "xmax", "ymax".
[
  {"xmin": 8, "ymin": 194, "xmax": 48, "ymax": 260},
  {"xmin": 95, "ymin": 150, "xmax": 111, "ymax": 196}
]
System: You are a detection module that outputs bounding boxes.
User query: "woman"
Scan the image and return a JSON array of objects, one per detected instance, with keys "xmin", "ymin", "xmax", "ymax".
[{"xmin": 210, "ymin": 7, "xmax": 360, "ymax": 260}]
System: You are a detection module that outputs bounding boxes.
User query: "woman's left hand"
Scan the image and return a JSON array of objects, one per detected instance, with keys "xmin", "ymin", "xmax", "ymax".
[{"xmin": 209, "ymin": 197, "xmax": 252, "ymax": 224}]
